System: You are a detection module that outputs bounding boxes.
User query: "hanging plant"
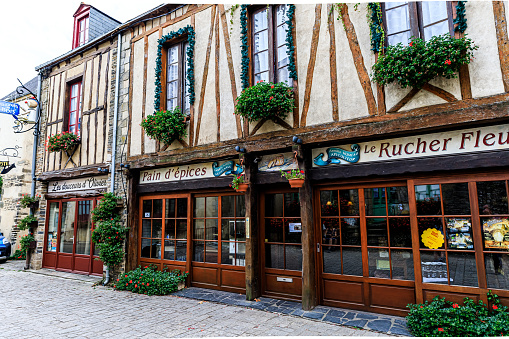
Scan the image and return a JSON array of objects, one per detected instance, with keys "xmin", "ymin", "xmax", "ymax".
[
  {"xmin": 19, "ymin": 194, "xmax": 41, "ymax": 209},
  {"xmin": 230, "ymin": 174, "xmax": 248, "ymax": 192},
  {"xmin": 18, "ymin": 215, "xmax": 38, "ymax": 231},
  {"xmin": 235, "ymin": 81, "xmax": 294, "ymax": 122},
  {"xmin": 91, "ymin": 193, "xmax": 128, "ymax": 269},
  {"xmin": 280, "ymin": 169, "xmax": 305, "ymax": 188},
  {"xmin": 367, "ymin": 3, "xmax": 384, "ymax": 53},
  {"xmin": 141, "ymin": 107, "xmax": 188, "ymax": 145},
  {"xmin": 372, "ymin": 34, "xmax": 478, "ymax": 89},
  {"xmin": 46, "ymin": 132, "xmax": 80, "ymax": 153},
  {"xmin": 154, "ymin": 26, "xmax": 195, "ymax": 112}
]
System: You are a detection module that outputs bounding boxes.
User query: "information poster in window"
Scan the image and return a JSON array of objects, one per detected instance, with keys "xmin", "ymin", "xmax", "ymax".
[
  {"xmin": 483, "ymin": 218, "xmax": 509, "ymax": 250},
  {"xmin": 446, "ymin": 218, "xmax": 474, "ymax": 249},
  {"xmin": 288, "ymin": 223, "xmax": 302, "ymax": 233}
]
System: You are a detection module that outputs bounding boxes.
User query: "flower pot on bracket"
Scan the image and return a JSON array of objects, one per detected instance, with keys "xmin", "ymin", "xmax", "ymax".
[
  {"xmin": 288, "ymin": 178, "xmax": 305, "ymax": 188},
  {"xmin": 28, "ymin": 201, "xmax": 39, "ymax": 210},
  {"xmin": 235, "ymin": 183, "xmax": 249, "ymax": 192},
  {"xmin": 28, "ymin": 240, "xmax": 37, "ymax": 249}
]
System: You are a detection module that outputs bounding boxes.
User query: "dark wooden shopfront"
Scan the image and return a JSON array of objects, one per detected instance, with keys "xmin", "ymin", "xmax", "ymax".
[{"xmin": 43, "ymin": 198, "xmax": 103, "ymax": 276}]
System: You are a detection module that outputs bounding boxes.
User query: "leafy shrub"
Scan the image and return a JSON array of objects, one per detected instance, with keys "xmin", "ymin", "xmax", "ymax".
[
  {"xmin": 9, "ymin": 249, "xmax": 26, "ymax": 260},
  {"xmin": 17, "ymin": 215, "xmax": 37, "ymax": 230},
  {"xmin": 141, "ymin": 108, "xmax": 188, "ymax": 145},
  {"xmin": 46, "ymin": 131, "xmax": 80, "ymax": 153},
  {"xmin": 235, "ymin": 81, "xmax": 294, "ymax": 122},
  {"xmin": 372, "ymin": 34, "xmax": 478, "ymax": 89},
  {"xmin": 280, "ymin": 169, "xmax": 305, "ymax": 180},
  {"xmin": 115, "ymin": 266, "xmax": 188, "ymax": 296},
  {"xmin": 91, "ymin": 193, "xmax": 128, "ymax": 268},
  {"xmin": 407, "ymin": 292, "xmax": 509, "ymax": 337},
  {"xmin": 19, "ymin": 194, "xmax": 41, "ymax": 208}
]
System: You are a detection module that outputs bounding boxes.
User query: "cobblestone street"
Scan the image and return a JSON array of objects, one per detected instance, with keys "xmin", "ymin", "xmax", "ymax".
[{"xmin": 1, "ymin": 262, "xmax": 393, "ymax": 338}]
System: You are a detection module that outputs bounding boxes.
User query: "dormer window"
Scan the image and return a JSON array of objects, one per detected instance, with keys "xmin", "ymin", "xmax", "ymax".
[{"xmin": 77, "ymin": 16, "xmax": 89, "ymax": 47}]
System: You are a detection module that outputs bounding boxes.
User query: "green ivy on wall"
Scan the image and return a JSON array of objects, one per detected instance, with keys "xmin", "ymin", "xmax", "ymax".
[
  {"xmin": 154, "ymin": 26, "xmax": 195, "ymax": 113},
  {"xmin": 454, "ymin": 1, "xmax": 467, "ymax": 34},
  {"xmin": 286, "ymin": 5, "xmax": 297, "ymax": 80},
  {"xmin": 367, "ymin": 3, "xmax": 385, "ymax": 53}
]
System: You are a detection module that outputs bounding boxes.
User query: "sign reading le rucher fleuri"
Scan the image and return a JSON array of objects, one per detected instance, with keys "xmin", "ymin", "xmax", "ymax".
[
  {"xmin": 312, "ymin": 123, "xmax": 509, "ymax": 167},
  {"xmin": 140, "ymin": 161, "xmax": 243, "ymax": 184}
]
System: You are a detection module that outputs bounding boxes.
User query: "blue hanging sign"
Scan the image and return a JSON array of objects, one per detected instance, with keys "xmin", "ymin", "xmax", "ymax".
[
  {"xmin": 313, "ymin": 144, "xmax": 360, "ymax": 166},
  {"xmin": 0, "ymin": 100, "xmax": 20, "ymax": 118},
  {"xmin": 212, "ymin": 160, "xmax": 244, "ymax": 177}
]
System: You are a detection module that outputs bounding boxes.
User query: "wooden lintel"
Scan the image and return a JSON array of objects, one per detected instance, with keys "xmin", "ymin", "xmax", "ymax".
[
  {"xmin": 422, "ymin": 83, "xmax": 457, "ymax": 102},
  {"xmin": 300, "ymin": 4, "xmax": 322, "ymax": 127},
  {"xmin": 388, "ymin": 87, "xmax": 420, "ymax": 113},
  {"xmin": 37, "ymin": 164, "xmax": 109, "ymax": 181},
  {"xmin": 340, "ymin": 4, "xmax": 377, "ymax": 116},
  {"xmin": 45, "ymin": 189, "xmax": 106, "ymax": 200},
  {"xmin": 493, "ymin": 1, "xmax": 509, "ymax": 92}
]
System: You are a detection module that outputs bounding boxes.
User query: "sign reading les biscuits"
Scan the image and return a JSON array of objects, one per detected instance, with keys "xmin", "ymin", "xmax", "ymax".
[{"xmin": 49, "ymin": 176, "xmax": 108, "ymax": 193}]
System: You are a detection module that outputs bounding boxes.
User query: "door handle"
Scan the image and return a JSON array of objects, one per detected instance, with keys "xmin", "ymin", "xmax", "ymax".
[{"xmin": 317, "ymin": 243, "xmax": 320, "ymax": 253}]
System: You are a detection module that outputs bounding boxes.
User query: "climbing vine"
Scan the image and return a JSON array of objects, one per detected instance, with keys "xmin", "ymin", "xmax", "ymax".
[
  {"xmin": 154, "ymin": 26, "xmax": 195, "ymax": 112},
  {"xmin": 454, "ymin": 1, "xmax": 467, "ymax": 34},
  {"xmin": 367, "ymin": 3, "xmax": 385, "ymax": 53},
  {"xmin": 240, "ymin": 5, "xmax": 249, "ymax": 90},
  {"xmin": 229, "ymin": 4, "xmax": 240, "ymax": 34},
  {"xmin": 286, "ymin": 4, "xmax": 297, "ymax": 81}
]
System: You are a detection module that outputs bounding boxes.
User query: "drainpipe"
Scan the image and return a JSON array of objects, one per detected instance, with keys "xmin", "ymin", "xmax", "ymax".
[
  {"xmin": 104, "ymin": 33, "xmax": 122, "ymax": 286},
  {"xmin": 25, "ymin": 72, "xmax": 43, "ymax": 270}
]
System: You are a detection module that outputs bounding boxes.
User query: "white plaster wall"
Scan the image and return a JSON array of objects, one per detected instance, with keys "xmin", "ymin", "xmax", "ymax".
[
  {"xmin": 144, "ymin": 32, "xmax": 159, "ymax": 154},
  {"xmin": 130, "ymin": 39, "xmax": 144, "ymax": 156}
]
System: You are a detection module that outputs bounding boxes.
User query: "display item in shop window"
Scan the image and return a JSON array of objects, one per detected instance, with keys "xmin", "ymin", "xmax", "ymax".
[
  {"xmin": 483, "ymin": 218, "xmax": 509, "ymax": 250},
  {"xmin": 421, "ymin": 228, "xmax": 445, "ymax": 249},
  {"xmin": 446, "ymin": 218, "xmax": 474, "ymax": 249}
]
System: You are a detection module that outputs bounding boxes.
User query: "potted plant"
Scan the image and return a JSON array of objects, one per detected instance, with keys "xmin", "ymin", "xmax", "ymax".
[
  {"xmin": 141, "ymin": 107, "xmax": 188, "ymax": 145},
  {"xmin": 235, "ymin": 81, "xmax": 294, "ymax": 122},
  {"xmin": 46, "ymin": 132, "xmax": 81, "ymax": 153},
  {"xmin": 231, "ymin": 174, "xmax": 248, "ymax": 192},
  {"xmin": 280, "ymin": 169, "xmax": 305, "ymax": 188},
  {"xmin": 19, "ymin": 194, "xmax": 41, "ymax": 209},
  {"xmin": 372, "ymin": 34, "xmax": 478, "ymax": 89},
  {"xmin": 18, "ymin": 215, "xmax": 38, "ymax": 231}
]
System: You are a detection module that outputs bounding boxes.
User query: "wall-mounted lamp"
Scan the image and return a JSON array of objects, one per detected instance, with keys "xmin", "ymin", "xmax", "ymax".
[
  {"xmin": 235, "ymin": 146, "xmax": 246, "ymax": 153},
  {"xmin": 292, "ymin": 136, "xmax": 303, "ymax": 144},
  {"xmin": 120, "ymin": 163, "xmax": 130, "ymax": 169},
  {"xmin": 253, "ymin": 156, "xmax": 262, "ymax": 164}
]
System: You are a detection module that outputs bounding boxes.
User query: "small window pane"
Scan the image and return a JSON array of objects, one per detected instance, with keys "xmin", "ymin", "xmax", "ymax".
[
  {"xmin": 167, "ymin": 99, "xmax": 177, "ymax": 110},
  {"xmin": 477, "ymin": 181, "xmax": 508, "ymax": 215},
  {"xmin": 322, "ymin": 218, "xmax": 339, "ymax": 247},
  {"xmin": 205, "ymin": 242, "xmax": 218, "ymax": 263},
  {"xmin": 222, "ymin": 196, "xmax": 235, "ymax": 218},
  {"xmin": 253, "ymin": 10, "xmax": 268, "ymax": 32},
  {"xmin": 205, "ymin": 219, "xmax": 218, "ymax": 241},
  {"xmin": 193, "ymin": 219, "xmax": 204, "ymax": 239},
  {"xmin": 386, "ymin": 2, "xmax": 408, "ymax": 10},
  {"xmin": 70, "ymin": 97, "xmax": 77, "ymax": 111},
  {"xmin": 254, "ymin": 31, "xmax": 268, "ymax": 53},
  {"xmin": 421, "ymin": 1, "xmax": 448, "ymax": 26},
  {"xmin": 177, "ymin": 198, "xmax": 187, "ymax": 218},
  {"xmin": 165, "ymin": 199, "xmax": 176, "ymax": 218},
  {"xmin": 266, "ymin": 194, "xmax": 284, "ymax": 217},
  {"xmin": 193, "ymin": 241, "xmax": 204, "ymax": 262},
  {"xmin": 485, "ymin": 253, "xmax": 509, "ymax": 289},
  {"xmin": 365, "ymin": 188, "xmax": 387, "ymax": 216},
  {"xmin": 442, "ymin": 183, "xmax": 470, "ymax": 215},
  {"xmin": 176, "ymin": 241, "xmax": 187, "ymax": 261},
  {"xmin": 388, "ymin": 187, "xmax": 409, "ymax": 216},
  {"xmin": 142, "ymin": 220, "xmax": 151, "ymax": 238},
  {"xmin": 237, "ymin": 220, "xmax": 246, "ymax": 241},
  {"xmin": 321, "ymin": 190, "xmax": 339, "ymax": 216},
  {"xmin": 285, "ymin": 218, "xmax": 301, "ymax": 244},
  {"xmin": 415, "ymin": 184, "xmax": 441, "ymax": 215},
  {"xmin": 236, "ymin": 242, "xmax": 246, "ymax": 266},
  {"xmin": 369, "ymin": 248, "xmax": 391, "ymax": 278},
  {"xmin": 284, "ymin": 193, "xmax": 300, "ymax": 217},
  {"xmin": 421, "ymin": 251, "xmax": 447, "ymax": 284},
  {"xmin": 323, "ymin": 246, "xmax": 341, "ymax": 274},
  {"xmin": 141, "ymin": 239, "xmax": 151, "ymax": 258},
  {"xmin": 342, "ymin": 247, "xmax": 363, "ymax": 276},
  {"xmin": 285, "ymin": 245, "xmax": 302, "ymax": 271},
  {"xmin": 165, "ymin": 219, "xmax": 175, "ymax": 240},
  {"xmin": 391, "ymin": 250, "xmax": 414, "ymax": 280},
  {"xmin": 152, "ymin": 220, "xmax": 162, "ymax": 238},
  {"xmin": 206, "ymin": 197, "xmax": 218, "ymax": 217},
  {"xmin": 222, "ymin": 242, "xmax": 234, "ymax": 265},
  {"xmin": 176, "ymin": 220, "xmax": 187, "ymax": 239},
  {"xmin": 265, "ymin": 244, "xmax": 284, "ymax": 269},
  {"xmin": 418, "ymin": 217, "xmax": 445, "ymax": 249},
  {"xmin": 367, "ymin": 218, "xmax": 388, "ymax": 246},
  {"xmin": 387, "ymin": 31, "xmax": 411, "ymax": 46},
  {"xmin": 276, "ymin": 5, "xmax": 289, "ymax": 26},
  {"xmin": 254, "ymin": 51, "xmax": 269, "ymax": 74},
  {"xmin": 386, "ymin": 5, "xmax": 410, "ymax": 35},
  {"xmin": 445, "ymin": 218, "xmax": 474, "ymax": 250},
  {"xmin": 277, "ymin": 45, "xmax": 289, "ymax": 68},
  {"xmin": 236, "ymin": 195, "xmax": 245, "ymax": 217},
  {"xmin": 389, "ymin": 218, "xmax": 412, "ymax": 247},
  {"xmin": 153, "ymin": 199, "xmax": 163, "ymax": 218},
  {"xmin": 164, "ymin": 240, "xmax": 175, "ymax": 260},
  {"xmin": 278, "ymin": 67, "xmax": 291, "ymax": 86},
  {"xmin": 342, "ymin": 218, "xmax": 361, "ymax": 246},
  {"xmin": 266, "ymin": 218, "xmax": 283, "ymax": 242},
  {"xmin": 194, "ymin": 197, "xmax": 205, "ymax": 217},
  {"xmin": 169, "ymin": 46, "xmax": 179, "ymax": 64},
  {"xmin": 168, "ymin": 64, "xmax": 179, "ymax": 81},
  {"xmin": 448, "ymin": 252, "xmax": 478, "ymax": 287},
  {"xmin": 47, "ymin": 203, "xmax": 60, "ymax": 252},
  {"xmin": 151, "ymin": 239, "xmax": 161, "ymax": 259},
  {"xmin": 277, "ymin": 25, "xmax": 286, "ymax": 48},
  {"xmin": 481, "ymin": 217, "xmax": 509, "ymax": 250},
  {"xmin": 339, "ymin": 189, "xmax": 359, "ymax": 216},
  {"xmin": 423, "ymin": 21, "xmax": 449, "ymax": 41}
]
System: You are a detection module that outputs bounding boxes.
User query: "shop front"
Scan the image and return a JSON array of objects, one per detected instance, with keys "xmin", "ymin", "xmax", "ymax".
[{"xmin": 42, "ymin": 176, "xmax": 107, "ymax": 275}]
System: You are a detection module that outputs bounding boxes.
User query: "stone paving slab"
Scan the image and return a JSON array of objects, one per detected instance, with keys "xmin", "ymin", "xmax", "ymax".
[
  {"xmin": 174, "ymin": 287, "xmax": 411, "ymax": 336},
  {"xmin": 0, "ymin": 262, "xmax": 398, "ymax": 338}
]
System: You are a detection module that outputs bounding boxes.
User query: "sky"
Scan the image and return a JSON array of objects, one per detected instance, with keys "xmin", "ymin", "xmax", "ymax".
[{"xmin": 0, "ymin": 0, "xmax": 172, "ymax": 97}]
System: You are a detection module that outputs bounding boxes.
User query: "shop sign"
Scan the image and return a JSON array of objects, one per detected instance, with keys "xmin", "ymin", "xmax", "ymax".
[
  {"xmin": 140, "ymin": 160, "xmax": 243, "ymax": 184},
  {"xmin": 49, "ymin": 176, "xmax": 108, "ymax": 193},
  {"xmin": 312, "ymin": 123, "xmax": 509, "ymax": 167},
  {"xmin": 258, "ymin": 152, "xmax": 299, "ymax": 172}
]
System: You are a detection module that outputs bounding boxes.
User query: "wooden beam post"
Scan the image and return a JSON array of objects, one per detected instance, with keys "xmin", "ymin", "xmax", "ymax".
[
  {"xmin": 296, "ymin": 144, "xmax": 317, "ymax": 310},
  {"xmin": 244, "ymin": 153, "xmax": 260, "ymax": 300},
  {"xmin": 126, "ymin": 170, "xmax": 139, "ymax": 272},
  {"xmin": 493, "ymin": 1, "xmax": 509, "ymax": 92}
]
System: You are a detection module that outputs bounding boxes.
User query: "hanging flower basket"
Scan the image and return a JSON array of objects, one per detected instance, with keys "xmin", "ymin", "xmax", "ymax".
[
  {"xmin": 231, "ymin": 174, "xmax": 248, "ymax": 192},
  {"xmin": 46, "ymin": 132, "xmax": 81, "ymax": 153},
  {"xmin": 236, "ymin": 183, "xmax": 249, "ymax": 192},
  {"xmin": 280, "ymin": 169, "xmax": 305, "ymax": 188},
  {"xmin": 141, "ymin": 108, "xmax": 188, "ymax": 145}
]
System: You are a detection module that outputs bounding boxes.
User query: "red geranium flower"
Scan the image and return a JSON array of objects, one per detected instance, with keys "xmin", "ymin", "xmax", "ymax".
[
  {"xmin": 444, "ymin": 59, "xmax": 451, "ymax": 65},
  {"xmin": 452, "ymin": 303, "xmax": 459, "ymax": 308},
  {"xmin": 409, "ymin": 42, "xmax": 413, "ymax": 47},
  {"xmin": 438, "ymin": 328, "xmax": 444, "ymax": 332},
  {"xmin": 493, "ymin": 305, "xmax": 498, "ymax": 310}
]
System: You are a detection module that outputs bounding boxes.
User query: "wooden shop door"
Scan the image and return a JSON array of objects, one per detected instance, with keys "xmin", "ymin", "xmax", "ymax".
[
  {"xmin": 260, "ymin": 191, "xmax": 303, "ymax": 300},
  {"xmin": 317, "ymin": 183, "xmax": 416, "ymax": 316}
]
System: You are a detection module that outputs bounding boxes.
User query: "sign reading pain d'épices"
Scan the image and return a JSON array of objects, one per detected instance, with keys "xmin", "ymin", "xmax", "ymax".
[{"xmin": 312, "ymin": 123, "xmax": 509, "ymax": 167}]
